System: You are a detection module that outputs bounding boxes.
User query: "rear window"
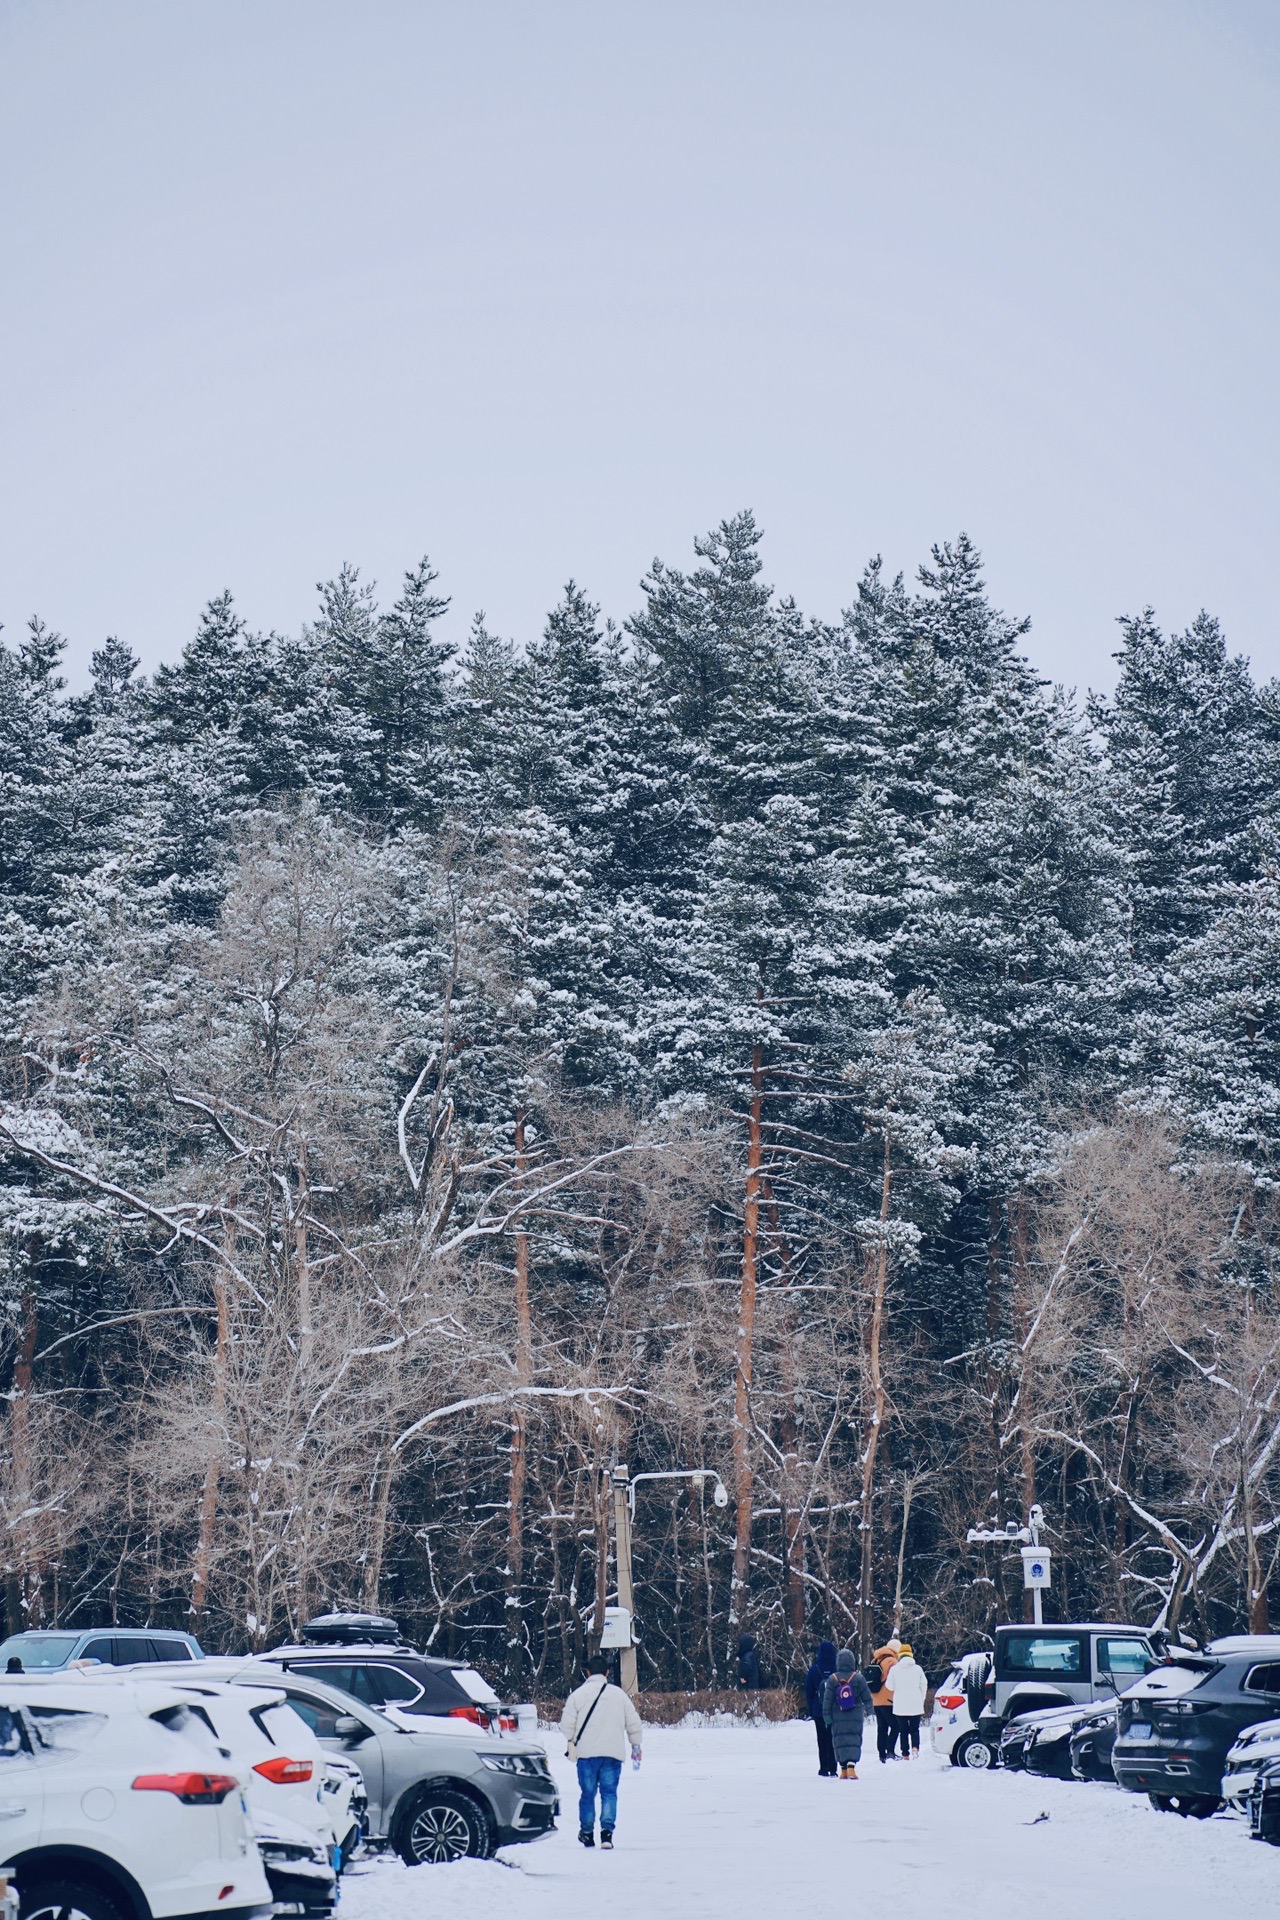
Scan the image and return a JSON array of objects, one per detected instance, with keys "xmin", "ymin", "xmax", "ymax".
[
  {"xmin": 383, "ymin": 1663, "xmax": 471, "ymax": 1711},
  {"xmin": 0, "ymin": 1634, "xmax": 79, "ymax": 1671},
  {"xmin": 150, "ymin": 1703, "xmax": 223, "ymax": 1757},
  {"xmin": 150, "ymin": 1637, "xmax": 195, "ymax": 1662},
  {"xmin": 1244, "ymin": 1664, "xmax": 1280, "ymax": 1695},
  {"xmin": 1000, "ymin": 1635, "xmax": 1084, "ymax": 1676},
  {"xmin": 452, "ymin": 1668, "xmax": 499, "ymax": 1707},
  {"xmin": 27, "ymin": 1706, "xmax": 107, "ymax": 1754},
  {"xmin": 253, "ymin": 1701, "xmax": 315, "ymax": 1750},
  {"xmin": 0, "ymin": 1708, "xmax": 30, "ymax": 1757},
  {"xmin": 1138, "ymin": 1663, "xmax": 1210, "ymax": 1697}
]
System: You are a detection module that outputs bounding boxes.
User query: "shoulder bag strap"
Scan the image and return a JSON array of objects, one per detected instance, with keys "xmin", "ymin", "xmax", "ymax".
[{"xmin": 574, "ymin": 1677, "xmax": 610, "ymax": 1741}]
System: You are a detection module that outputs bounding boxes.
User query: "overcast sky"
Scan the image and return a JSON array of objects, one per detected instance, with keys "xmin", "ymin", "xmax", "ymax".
[{"xmin": 2, "ymin": 0, "xmax": 1277, "ymax": 691}]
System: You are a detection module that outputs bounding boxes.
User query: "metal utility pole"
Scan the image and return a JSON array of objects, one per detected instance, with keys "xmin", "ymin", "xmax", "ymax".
[
  {"xmin": 967, "ymin": 1503, "xmax": 1051, "ymax": 1626},
  {"xmin": 611, "ymin": 1465, "xmax": 638, "ymax": 1697},
  {"xmin": 608, "ymin": 1465, "xmax": 730, "ymax": 1699}
]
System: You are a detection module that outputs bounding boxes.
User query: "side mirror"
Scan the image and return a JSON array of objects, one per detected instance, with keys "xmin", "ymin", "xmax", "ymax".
[{"xmin": 334, "ymin": 1715, "xmax": 368, "ymax": 1743}]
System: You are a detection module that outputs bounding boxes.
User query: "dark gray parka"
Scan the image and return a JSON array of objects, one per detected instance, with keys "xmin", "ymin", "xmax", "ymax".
[{"xmin": 822, "ymin": 1667, "xmax": 873, "ymax": 1764}]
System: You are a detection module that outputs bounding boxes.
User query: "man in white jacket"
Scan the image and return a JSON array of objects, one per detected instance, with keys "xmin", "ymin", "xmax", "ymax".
[
  {"xmin": 884, "ymin": 1641, "xmax": 928, "ymax": 1757},
  {"xmin": 559, "ymin": 1654, "xmax": 643, "ymax": 1849}
]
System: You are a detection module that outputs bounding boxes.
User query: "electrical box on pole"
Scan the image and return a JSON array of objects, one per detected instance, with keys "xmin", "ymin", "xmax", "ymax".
[{"xmin": 600, "ymin": 1605, "xmax": 634, "ymax": 1649}]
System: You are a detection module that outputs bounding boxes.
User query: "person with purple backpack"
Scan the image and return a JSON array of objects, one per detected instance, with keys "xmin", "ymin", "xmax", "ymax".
[{"xmin": 821, "ymin": 1648, "xmax": 873, "ymax": 1778}]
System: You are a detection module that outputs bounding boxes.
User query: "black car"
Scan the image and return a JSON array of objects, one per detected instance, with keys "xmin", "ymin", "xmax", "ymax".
[
  {"xmin": 999, "ymin": 1715, "xmax": 1038, "ymax": 1771},
  {"xmin": 1113, "ymin": 1634, "xmax": 1280, "ymax": 1817},
  {"xmin": 998, "ymin": 1704, "xmax": 1087, "ymax": 1779},
  {"xmin": 1023, "ymin": 1705, "xmax": 1091, "ymax": 1780},
  {"xmin": 1250, "ymin": 1755, "xmax": 1280, "ymax": 1843},
  {"xmin": 264, "ymin": 1612, "xmax": 510, "ymax": 1732},
  {"xmin": 1070, "ymin": 1702, "xmax": 1119, "ymax": 1782}
]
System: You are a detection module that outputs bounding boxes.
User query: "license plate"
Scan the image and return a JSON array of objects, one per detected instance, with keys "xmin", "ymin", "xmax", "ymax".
[{"xmin": 1128, "ymin": 1722, "xmax": 1153, "ymax": 1742}]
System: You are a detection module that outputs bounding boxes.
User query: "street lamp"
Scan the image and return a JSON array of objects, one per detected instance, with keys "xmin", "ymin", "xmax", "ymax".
[
  {"xmin": 966, "ymin": 1503, "xmax": 1051, "ymax": 1626},
  {"xmin": 608, "ymin": 1465, "xmax": 729, "ymax": 1696},
  {"xmin": 626, "ymin": 1468, "xmax": 729, "ymax": 1514}
]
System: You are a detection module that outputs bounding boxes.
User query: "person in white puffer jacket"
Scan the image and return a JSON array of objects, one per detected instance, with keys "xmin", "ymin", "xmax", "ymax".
[
  {"xmin": 885, "ymin": 1642, "xmax": 928, "ymax": 1758},
  {"xmin": 559, "ymin": 1654, "xmax": 643, "ymax": 1849}
]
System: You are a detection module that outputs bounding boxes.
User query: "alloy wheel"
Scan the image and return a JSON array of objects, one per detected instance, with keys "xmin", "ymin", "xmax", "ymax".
[{"xmin": 407, "ymin": 1799, "xmax": 475, "ymax": 1862}]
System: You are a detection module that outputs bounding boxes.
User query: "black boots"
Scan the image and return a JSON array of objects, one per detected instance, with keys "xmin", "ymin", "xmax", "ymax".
[
  {"xmin": 579, "ymin": 1829, "xmax": 594, "ymax": 1847},
  {"xmin": 600, "ymin": 1831, "xmax": 614, "ymax": 1849}
]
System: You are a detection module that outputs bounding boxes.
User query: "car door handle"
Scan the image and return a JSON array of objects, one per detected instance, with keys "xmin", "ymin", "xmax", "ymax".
[{"xmin": 0, "ymin": 1806, "xmax": 26, "ymax": 1819}]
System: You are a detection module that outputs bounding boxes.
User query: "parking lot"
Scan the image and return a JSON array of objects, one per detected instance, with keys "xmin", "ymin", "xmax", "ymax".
[{"xmin": 337, "ymin": 1718, "xmax": 1280, "ymax": 1920}]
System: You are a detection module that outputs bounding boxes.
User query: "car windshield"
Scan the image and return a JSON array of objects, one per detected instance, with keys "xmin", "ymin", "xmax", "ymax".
[{"xmin": 0, "ymin": 1634, "xmax": 79, "ymax": 1670}]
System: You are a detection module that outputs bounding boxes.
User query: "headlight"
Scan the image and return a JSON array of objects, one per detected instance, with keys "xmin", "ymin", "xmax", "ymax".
[
  {"xmin": 259, "ymin": 1841, "xmax": 327, "ymax": 1865},
  {"xmin": 480, "ymin": 1753, "xmax": 525, "ymax": 1774}
]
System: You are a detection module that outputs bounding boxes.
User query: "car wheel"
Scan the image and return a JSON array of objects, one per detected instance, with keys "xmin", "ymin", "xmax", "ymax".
[
  {"xmin": 955, "ymin": 1732, "xmax": 995, "ymax": 1770},
  {"xmin": 398, "ymin": 1787, "xmax": 494, "ymax": 1864},
  {"xmin": 22, "ymin": 1879, "xmax": 130, "ymax": 1920},
  {"xmin": 1170, "ymin": 1794, "xmax": 1220, "ymax": 1820}
]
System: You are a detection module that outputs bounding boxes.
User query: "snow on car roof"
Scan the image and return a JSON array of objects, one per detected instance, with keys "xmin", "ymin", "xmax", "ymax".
[{"xmin": 1207, "ymin": 1635, "xmax": 1280, "ymax": 1655}]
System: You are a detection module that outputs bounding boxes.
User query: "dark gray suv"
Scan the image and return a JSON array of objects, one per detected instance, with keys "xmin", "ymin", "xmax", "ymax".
[{"xmin": 1114, "ymin": 1634, "xmax": 1280, "ymax": 1817}]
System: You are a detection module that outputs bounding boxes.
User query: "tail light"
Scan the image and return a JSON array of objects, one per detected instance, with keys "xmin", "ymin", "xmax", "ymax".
[
  {"xmin": 935, "ymin": 1693, "xmax": 964, "ymax": 1710},
  {"xmin": 448, "ymin": 1705, "xmax": 489, "ymax": 1728},
  {"xmin": 133, "ymin": 1771, "xmax": 239, "ymax": 1804},
  {"xmin": 253, "ymin": 1756, "xmax": 314, "ymax": 1784},
  {"xmin": 499, "ymin": 1712, "xmax": 517, "ymax": 1732}
]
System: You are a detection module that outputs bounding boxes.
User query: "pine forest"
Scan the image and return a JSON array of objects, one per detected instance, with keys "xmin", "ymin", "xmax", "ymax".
[{"xmin": 4, "ymin": 513, "xmax": 1280, "ymax": 1691}]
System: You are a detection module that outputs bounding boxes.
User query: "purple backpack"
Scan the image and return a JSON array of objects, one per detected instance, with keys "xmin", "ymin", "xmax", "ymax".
[{"xmin": 835, "ymin": 1677, "xmax": 862, "ymax": 1712}]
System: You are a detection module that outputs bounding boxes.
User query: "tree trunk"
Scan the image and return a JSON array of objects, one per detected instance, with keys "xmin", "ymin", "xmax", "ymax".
[
  {"xmin": 778, "ymin": 1328, "xmax": 806, "ymax": 1641},
  {"xmin": 7, "ymin": 1277, "xmax": 39, "ymax": 1633},
  {"xmin": 1010, "ymin": 1190, "xmax": 1037, "ymax": 1622},
  {"xmin": 892, "ymin": 1475, "xmax": 915, "ymax": 1636},
  {"xmin": 294, "ymin": 1147, "xmax": 312, "ymax": 1367},
  {"xmin": 191, "ymin": 1267, "xmax": 230, "ymax": 1619},
  {"xmin": 506, "ymin": 1109, "xmax": 532, "ymax": 1684},
  {"xmin": 363, "ymin": 1447, "xmax": 397, "ymax": 1610},
  {"xmin": 730, "ymin": 1041, "xmax": 764, "ymax": 1632},
  {"xmin": 858, "ymin": 1133, "xmax": 892, "ymax": 1660}
]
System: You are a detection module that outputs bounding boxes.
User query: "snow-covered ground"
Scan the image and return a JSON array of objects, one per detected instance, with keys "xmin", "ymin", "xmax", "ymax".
[{"xmin": 338, "ymin": 1718, "xmax": 1279, "ymax": 1919}]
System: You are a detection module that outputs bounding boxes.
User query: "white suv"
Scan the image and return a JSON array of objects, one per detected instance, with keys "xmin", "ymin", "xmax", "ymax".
[{"xmin": 0, "ymin": 1676, "xmax": 271, "ymax": 1920}]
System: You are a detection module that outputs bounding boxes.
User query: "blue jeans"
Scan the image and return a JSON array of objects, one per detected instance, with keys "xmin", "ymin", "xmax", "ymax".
[{"xmin": 576, "ymin": 1755, "xmax": 622, "ymax": 1833}]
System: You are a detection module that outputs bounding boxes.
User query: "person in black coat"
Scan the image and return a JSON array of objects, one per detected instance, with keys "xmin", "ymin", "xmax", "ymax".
[
  {"xmin": 805, "ymin": 1639, "xmax": 838, "ymax": 1776},
  {"xmin": 736, "ymin": 1633, "xmax": 763, "ymax": 1689}
]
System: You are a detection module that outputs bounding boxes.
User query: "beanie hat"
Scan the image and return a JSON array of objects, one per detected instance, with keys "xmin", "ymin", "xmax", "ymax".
[
  {"xmin": 835, "ymin": 1648, "xmax": 856, "ymax": 1676},
  {"xmin": 897, "ymin": 1642, "xmax": 913, "ymax": 1658}
]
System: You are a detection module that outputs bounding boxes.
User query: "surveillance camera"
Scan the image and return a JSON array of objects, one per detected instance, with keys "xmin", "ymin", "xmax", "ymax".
[
  {"xmin": 1005, "ymin": 1520, "xmax": 1019, "ymax": 1537},
  {"xmin": 712, "ymin": 1480, "xmax": 729, "ymax": 1509}
]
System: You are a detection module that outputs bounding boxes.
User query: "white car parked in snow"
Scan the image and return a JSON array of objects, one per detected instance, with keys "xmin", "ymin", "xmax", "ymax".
[
  {"xmin": 0, "ymin": 1675, "xmax": 270, "ymax": 1920},
  {"xmin": 930, "ymin": 1651, "xmax": 993, "ymax": 1767},
  {"xmin": 126, "ymin": 1668, "xmax": 335, "ymax": 1853},
  {"xmin": 1222, "ymin": 1715, "xmax": 1280, "ymax": 1812}
]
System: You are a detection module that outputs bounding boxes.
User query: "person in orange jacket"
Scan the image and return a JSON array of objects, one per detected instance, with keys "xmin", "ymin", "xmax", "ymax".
[{"xmin": 870, "ymin": 1636, "xmax": 902, "ymax": 1763}]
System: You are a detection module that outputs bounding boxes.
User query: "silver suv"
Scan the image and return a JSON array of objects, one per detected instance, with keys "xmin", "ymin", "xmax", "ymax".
[
  {"xmin": 976, "ymin": 1621, "xmax": 1155, "ymax": 1751},
  {"xmin": 151, "ymin": 1658, "xmax": 557, "ymax": 1864}
]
